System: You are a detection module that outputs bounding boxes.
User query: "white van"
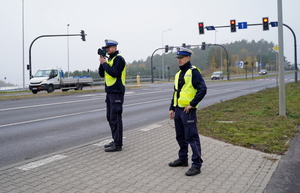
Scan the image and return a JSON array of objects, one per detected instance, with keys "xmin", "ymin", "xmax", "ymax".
[{"xmin": 211, "ymin": 71, "xmax": 224, "ymax": 80}]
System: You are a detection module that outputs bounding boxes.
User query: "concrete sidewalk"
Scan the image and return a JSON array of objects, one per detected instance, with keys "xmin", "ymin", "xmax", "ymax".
[{"xmin": 0, "ymin": 119, "xmax": 280, "ymax": 193}]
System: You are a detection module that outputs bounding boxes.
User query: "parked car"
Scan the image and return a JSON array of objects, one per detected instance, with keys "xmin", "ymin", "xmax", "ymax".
[
  {"xmin": 259, "ymin": 69, "xmax": 268, "ymax": 75},
  {"xmin": 211, "ymin": 71, "xmax": 224, "ymax": 80}
]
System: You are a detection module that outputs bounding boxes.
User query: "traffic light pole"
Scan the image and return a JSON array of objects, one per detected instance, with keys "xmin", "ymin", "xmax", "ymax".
[
  {"xmin": 28, "ymin": 32, "xmax": 86, "ymax": 79},
  {"xmin": 283, "ymin": 24, "xmax": 298, "ymax": 83},
  {"xmin": 198, "ymin": 43, "xmax": 230, "ymax": 80},
  {"xmin": 150, "ymin": 47, "xmax": 164, "ymax": 83}
]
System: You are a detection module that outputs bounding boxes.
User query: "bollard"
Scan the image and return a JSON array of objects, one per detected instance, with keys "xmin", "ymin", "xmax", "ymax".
[{"xmin": 136, "ymin": 75, "xmax": 140, "ymax": 86}]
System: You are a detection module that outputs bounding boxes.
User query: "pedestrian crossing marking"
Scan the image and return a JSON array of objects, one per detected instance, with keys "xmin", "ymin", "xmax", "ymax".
[
  {"xmin": 140, "ymin": 124, "xmax": 162, "ymax": 131},
  {"xmin": 93, "ymin": 137, "xmax": 127, "ymax": 147},
  {"xmin": 16, "ymin": 155, "xmax": 67, "ymax": 171}
]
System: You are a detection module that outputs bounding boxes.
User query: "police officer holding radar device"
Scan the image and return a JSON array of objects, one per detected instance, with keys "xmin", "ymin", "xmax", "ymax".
[
  {"xmin": 98, "ymin": 39, "xmax": 126, "ymax": 152},
  {"xmin": 168, "ymin": 47, "xmax": 207, "ymax": 176}
]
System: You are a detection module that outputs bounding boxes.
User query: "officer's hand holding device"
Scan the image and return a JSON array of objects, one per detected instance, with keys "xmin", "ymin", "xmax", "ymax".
[
  {"xmin": 98, "ymin": 48, "xmax": 107, "ymax": 57},
  {"xmin": 98, "ymin": 48, "xmax": 107, "ymax": 64}
]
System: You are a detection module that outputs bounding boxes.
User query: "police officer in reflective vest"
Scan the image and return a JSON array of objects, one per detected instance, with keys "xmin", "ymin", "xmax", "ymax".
[
  {"xmin": 98, "ymin": 39, "xmax": 126, "ymax": 152},
  {"xmin": 169, "ymin": 47, "xmax": 207, "ymax": 176}
]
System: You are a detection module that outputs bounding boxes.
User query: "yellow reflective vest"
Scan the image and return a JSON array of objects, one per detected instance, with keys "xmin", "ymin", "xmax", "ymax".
[
  {"xmin": 105, "ymin": 54, "xmax": 126, "ymax": 86},
  {"xmin": 173, "ymin": 66, "xmax": 201, "ymax": 108}
]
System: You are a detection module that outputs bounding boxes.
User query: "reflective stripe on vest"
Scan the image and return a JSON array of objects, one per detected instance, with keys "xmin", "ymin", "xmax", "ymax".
[
  {"xmin": 173, "ymin": 66, "xmax": 201, "ymax": 108},
  {"xmin": 105, "ymin": 54, "xmax": 126, "ymax": 86}
]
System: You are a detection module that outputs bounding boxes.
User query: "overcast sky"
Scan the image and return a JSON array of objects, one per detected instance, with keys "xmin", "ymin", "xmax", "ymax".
[{"xmin": 0, "ymin": 0, "xmax": 299, "ymax": 87}]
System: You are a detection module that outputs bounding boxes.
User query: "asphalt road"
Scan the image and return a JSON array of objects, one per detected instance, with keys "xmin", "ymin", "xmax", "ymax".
[
  {"xmin": 265, "ymin": 125, "xmax": 300, "ymax": 193},
  {"xmin": 0, "ymin": 73, "xmax": 296, "ymax": 168}
]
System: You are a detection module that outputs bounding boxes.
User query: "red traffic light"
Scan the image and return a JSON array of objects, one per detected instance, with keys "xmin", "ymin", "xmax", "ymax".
[
  {"xmin": 230, "ymin": 20, "xmax": 235, "ymax": 25},
  {"xmin": 198, "ymin": 22, "xmax": 204, "ymax": 34}
]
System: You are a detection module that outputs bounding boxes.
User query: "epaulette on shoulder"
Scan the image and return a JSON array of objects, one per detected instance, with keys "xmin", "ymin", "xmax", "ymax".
[
  {"xmin": 190, "ymin": 66, "xmax": 197, "ymax": 70},
  {"xmin": 190, "ymin": 66, "xmax": 202, "ymax": 73}
]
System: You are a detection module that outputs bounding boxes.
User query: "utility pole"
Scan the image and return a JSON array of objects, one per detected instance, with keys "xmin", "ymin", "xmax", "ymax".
[{"xmin": 277, "ymin": 0, "xmax": 286, "ymax": 116}]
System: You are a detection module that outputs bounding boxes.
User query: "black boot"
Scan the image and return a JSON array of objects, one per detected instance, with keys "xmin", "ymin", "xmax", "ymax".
[
  {"xmin": 185, "ymin": 167, "xmax": 201, "ymax": 176},
  {"xmin": 104, "ymin": 141, "xmax": 114, "ymax": 148},
  {"xmin": 105, "ymin": 144, "xmax": 122, "ymax": 152},
  {"xmin": 168, "ymin": 159, "xmax": 188, "ymax": 167}
]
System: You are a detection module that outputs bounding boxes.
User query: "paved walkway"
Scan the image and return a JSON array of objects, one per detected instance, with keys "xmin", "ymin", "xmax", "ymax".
[{"xmin": 0, "ymin": 119, "xmax": 280, "ymax": 193}]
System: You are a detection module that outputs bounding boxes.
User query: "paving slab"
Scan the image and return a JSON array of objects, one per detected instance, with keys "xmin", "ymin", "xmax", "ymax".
[{"xmin": 0, "ymin": 119, "xmax": 280, "ymax": 193}]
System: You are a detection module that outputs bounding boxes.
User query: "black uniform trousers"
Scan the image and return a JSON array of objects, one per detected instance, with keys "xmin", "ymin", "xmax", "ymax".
[
  {"xmin": 174, "ymin": 107, "xmax": 203, "ymax": 168},
  {"xmin": 106, "ymin": 92, "xmax": 124, "ymax": 146}
]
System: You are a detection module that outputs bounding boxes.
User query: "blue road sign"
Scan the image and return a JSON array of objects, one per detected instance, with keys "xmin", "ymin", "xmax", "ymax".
[
  {"xmin": 205, "ymin": 26, "xmax": 215, "ymax": 30},
  {"xmin": 270, "ymin": 22, "xmax": 278, "ymax": 27},
  {"xmin": 238, "ymin": 22, "xmax": 247, "ymax": 29},
  {"xmin": 237, "ymin": 61, "xmax": 243, "ymax": 68}
]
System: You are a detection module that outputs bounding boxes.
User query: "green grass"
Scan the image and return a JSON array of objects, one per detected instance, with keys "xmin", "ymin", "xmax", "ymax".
[{"xmin": 197, "ymin": 82, "xmax": 300, "ymax": 155}]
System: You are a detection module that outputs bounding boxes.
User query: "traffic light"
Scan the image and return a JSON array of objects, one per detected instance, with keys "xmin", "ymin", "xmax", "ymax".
[
  {"xmin": 201, "ymin": 42, "xmax": 206, "ymax": 50},
  {"xmin": 80, "ymin": 30, "xmax": 86, "ymax": 41},
  {"xmin": 230, "ymin": 20, "xmax": 236, "ymax": 32},
  {"xmin": 87, "ymin": 69, "xmax": 89, "ymax": 72},
  {"xmin": 165, "ymin": 45, "xmax": 169, "ymax": 53},
  {"xmin": 198, "ymin": 22, "xmax": 204, "ymax": 34},
  {"xmin": 182, "ymin": 43, "xmax": 186, "ymax": 48},
  {"xmin": 262, "ymin": 17, "xmax": 269, "ymax": 31}
]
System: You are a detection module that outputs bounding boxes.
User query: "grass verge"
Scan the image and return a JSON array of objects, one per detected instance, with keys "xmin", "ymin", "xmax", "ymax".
[{"xmin": 197, "ymin": 82, "xmax": 300, "ymax": 155}]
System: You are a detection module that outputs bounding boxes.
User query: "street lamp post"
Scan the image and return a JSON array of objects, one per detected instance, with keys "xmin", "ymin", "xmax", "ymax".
[
  {"xmin": 22, "ymin": 0, "xmax": 25, "ymax": 88},
  {"xmin": 67, "ymin": 24, "xmax": 70, "ymax": 77},
  {"xmin": 258, "ymin": 49, "xmax": 262, "ymax": 71},
  {"xmin": 162, "ymin": 29, "xmax": 171, "ymax": 81}
]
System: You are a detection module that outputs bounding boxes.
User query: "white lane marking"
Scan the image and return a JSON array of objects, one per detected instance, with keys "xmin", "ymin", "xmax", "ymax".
[
  {"xmin": 0, "ymin": 89, "xmax": 171, "ymax": 112},
  {"xmin": 0, "ymin": 97, "xmax": 103, "ymax": 112},
  {"xmin": 77, "ymin": 92, "xmax": 134, "ymax": 98},
  {"xmin": 0, "ymin": 98, "xmax": 169, "ymax": 128},
  {"xmin": 16, "ymin": 155, "xmax": 67, "ymax": 171},
  {"xmin": 125, "ymin": 92, "xmax": 134, "ymax": 95},
  {"xmin": 76, "ymin": 93, "xmax": 105, "ymax": 97},
  {"xmin": 0, "ymin": 108, "xmax": 104, "ymax": 128},
  {"xmin": 140, "ymin": 124, "xmax": 162, "ymax": 131},
  {"xmin": 93, "ymin": 139, "xmax": 112, "ymax": 147},
  {"xmin": 93, "ymin": 137, "xmax": 127, "ymax": 147}
]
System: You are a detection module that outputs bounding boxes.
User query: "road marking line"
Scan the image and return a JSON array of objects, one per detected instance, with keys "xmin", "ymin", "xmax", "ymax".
[
  {"xmin": 140, "ymin": 124, "xmax": 162, "ymax": 131},
  {"xmin": 0, "ymin": 108, "xmax": 104, "ymax": 128},
  {"xmin": 0, "ymin": 89, "xmax": 171, "ymax": 112},
  {"xmin": 0, "ymin": 98, "xmax": 102, "ymax": 112},
  {"xmin": 125, "ymin": 92, "xmax": 134, "ymax": 95},
  {"xmin": 16, "ymin": 155, "xmax": 67, "ymax": 171},
  {"xmin": 93, "ymin": 139, "xmax": 113, "ymax": 147},
  {"xmin": 0, "ymin": 98, "xmax": 169, "ymax": 128},
  {"xmin": 76, "ymin": 94, "xmax": 105, "ymax": 97},
  {"xmin": 93, "ymin": 137, "xmax": 127, "ymax": 147}
]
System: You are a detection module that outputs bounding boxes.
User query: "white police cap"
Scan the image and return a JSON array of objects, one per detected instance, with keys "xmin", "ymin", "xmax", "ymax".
[
  {"xmin": 103, "ymin": 39, "xmax": 118, "ymax": 48},
  {"xmin": 175, "ymin": 47, "xmax": 193, "ymax": 58}
]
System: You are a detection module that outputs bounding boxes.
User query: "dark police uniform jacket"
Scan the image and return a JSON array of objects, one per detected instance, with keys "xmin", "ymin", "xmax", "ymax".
[{"xmin": 98, "ymin": 51, "xmax": 126, "ymax": 93}]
